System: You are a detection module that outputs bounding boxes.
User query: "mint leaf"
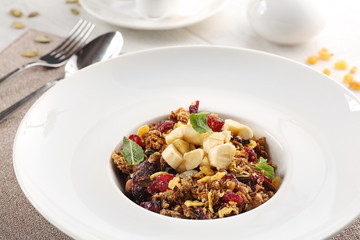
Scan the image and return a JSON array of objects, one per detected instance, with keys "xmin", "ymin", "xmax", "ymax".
[
  {"xmin": 255, "ymin": 157, "xmax": 275, "ymax": 179},
  {"xmin": 189, "ymin": 112, "xmax": 212, "ymax": 133},
  {"xmin": 120, "ymin": 136, "xmax": 145, "ymax": 165},
  {"xmin": 258, "ymin": 157, "xmax": 267, "ymax": 164}
]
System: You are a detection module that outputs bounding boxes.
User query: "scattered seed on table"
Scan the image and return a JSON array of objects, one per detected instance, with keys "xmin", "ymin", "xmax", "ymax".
[
  {"xmin": 307, "ymin": 55, "xmax": 318, "ymax": 65},
  {"xmin": 28, "ymin": 11, "xmax": 39, "ymax": 18},
  {"xmin": 10, "ymin": 9, "xmax": 23, "ymax": 18},
  {"xmin": 70, "ymin": 8, "xmax": 79, "ymax": 15},
  {"xmin": 11, "ymin": 21, "xmax": 26, "ymax": 29},
  {"xmin": 21, "ymin": 51, "xmax": 39, "ymax": 58},
  {"xmin": 322, "ymin": 68, "xmax": 331, "ymax": 76},
  {"xmin": 350, "ymin": 66, "xmax": 357, "ymax": 74},
  {"xmin": 34, "ymin": 35, "xmax": 52, "ymax": 43},
  {"xmin": 349, "ymin": 81, "xmax": 360, "ymax": 90},
  {"xmin": 318, "ymin": 48, "xmax": 333, "ymax": 60},
  {"xmin": 334, "ymin": 60, "xmax": 348, "ymax": 70},
  {"xmin": 343, "ymin": 74, "xmax": 354, "ymax": 84}
]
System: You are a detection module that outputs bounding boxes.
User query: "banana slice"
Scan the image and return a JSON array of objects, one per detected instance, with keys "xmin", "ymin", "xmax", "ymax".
[
  {"xmin": 172, "ymin": 139, "xmax": 190, "ymax": 155},
  {"xmin": 183, "ymin": 149, "xmax": 204, "ymax": 171},
  {"xmin": 220, "ymin": 130, "xmax": 232, "ymax": 143},
  {"xmin": 161, "ymin": 144, "xmax": 184, "ymax": 169},
  {"xmin": 176, "ymin": 162, "xmax": 187, "ymax": 173},
  {"xmin": 165, "ymin": 125, "xmax": 203, "ymax": 145},
  {"xmin": 222, "ymin": 119, "xmax": 253, "ymax": 139},
  {"xmin": 208, "ymin": 143, "xmax": 236, "ymax": 170},
  {"xmin": 203, "ymin": 132, "xmax": 225, "ymax": 153},
  {"xmin": 181, "ymin": 125, "xmax": 204, "ymax": 145},
  {"xmin": 165, "ymin": 126, "xmax": 184, "ymax": 144}
]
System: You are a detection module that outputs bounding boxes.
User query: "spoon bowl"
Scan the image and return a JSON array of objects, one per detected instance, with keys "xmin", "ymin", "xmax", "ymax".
[{"xmin": 65, "ymin": 31, "xmax": 124, "ymax": 75}]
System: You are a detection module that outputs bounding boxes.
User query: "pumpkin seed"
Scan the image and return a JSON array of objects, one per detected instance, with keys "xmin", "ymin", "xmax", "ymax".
[
  {"xmin": 28, "ymin": 11, "xmax": 39, "ymax": 18},
  {"xmin": 66, "ymin": 0, "xmax": 79, "ymax": 3},
  {"xmin": 10, "ymin": 9, "xmax": 23, "ymax": 18},
  {"xmin": 34, "ymin": 35, "xmax": 52, "ymax": 43},
  {"xmin": 21, "ymin": 51, "xmax": 39, "ymax": 58},
  {"xmin": 70, "ymin": 8, "xmax": 79, "ymax": 15},
  {"xmin": 11, "ymin": 21, "xmax": 26, "ymax": 29}
]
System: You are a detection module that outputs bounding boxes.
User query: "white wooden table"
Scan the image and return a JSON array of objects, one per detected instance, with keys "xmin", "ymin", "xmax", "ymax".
[{"xmin": 1, "ymin": 0, "xmax": 360, "ymax": 99}]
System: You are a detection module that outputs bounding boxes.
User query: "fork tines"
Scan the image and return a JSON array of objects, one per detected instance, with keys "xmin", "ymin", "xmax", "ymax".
[{"xmin": 41, "ymin": 19, "xmax": 95, "ymax": 63}]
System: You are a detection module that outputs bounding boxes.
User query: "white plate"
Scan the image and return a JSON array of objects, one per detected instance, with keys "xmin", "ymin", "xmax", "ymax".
[
  {"xmin": 14, "ymin": 46, "xmax": 360, "ymax": 240},
  {"xmin": 79, "ymin": 0, "xmax": 231, "ymax": 30}
]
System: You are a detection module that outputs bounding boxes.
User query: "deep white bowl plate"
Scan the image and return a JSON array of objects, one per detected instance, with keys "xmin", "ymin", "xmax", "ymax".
[{"xmin": 13, "ymin": 46, "xmax": 360, "ymax": 240}]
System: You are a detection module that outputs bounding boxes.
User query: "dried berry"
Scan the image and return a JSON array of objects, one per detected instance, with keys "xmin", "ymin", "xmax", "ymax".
[
  {"xmin": 206, "ymin": 114, "xmax": 224, "ymax": 132},
  {"xmin": 194, "ymin": 208, "xmax": 208, "ymax": 219},
  {"xmin": 144, "ymin": 149, "xmax": 156, "ymax": 157},
  {"xmin": 221, "ymin": 192, "xmax": 244, "ymax": 206},
  {"xmin": 147, "ymin": 174, "xmax": 174, "ymax": 194},
  {"xmin": 157, "ymin": 120, "xmax": 175, "ymax": 133},
  {"xmin": 129, "ymin": 134, "xmax": 144, "ymax": 147},
  {"xmin": 133, "ymin": 160, "xmax": 157, "ymax": 184},
  {"xmin": 245, "ymin": 147, "xmax": 257, "ymax": 163},
  {"xmin": 189, "ymin": 100, "xmax": 200, "ymax": 114},
  {"xmin": 140, "ymin": 201, "xmax": 160, "ymax": 213},
  {"xmin": 131, "ymin": 183, "xmax": 148, "ymax": 203}
]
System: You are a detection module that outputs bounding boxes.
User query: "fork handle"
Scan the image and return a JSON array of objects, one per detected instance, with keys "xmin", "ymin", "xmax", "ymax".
[
  {"xmin": 0, "ymin": 80, "xmax": 60, "ymax": 122},
  {"xmin": 0, "ymin": 62, "xmax": 40, "ymax": 84}
]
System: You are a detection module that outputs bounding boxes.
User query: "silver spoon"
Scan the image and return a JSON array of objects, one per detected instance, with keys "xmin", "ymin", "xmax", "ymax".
[{"xmin": 0, "ymin": 31, "xmax": 124, "ymax": 122}]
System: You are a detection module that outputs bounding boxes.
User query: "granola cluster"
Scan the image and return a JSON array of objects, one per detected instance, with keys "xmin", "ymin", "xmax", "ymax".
[{"xmin": 112, "ymin": 102, "xmax": 281, "ymax": 219}]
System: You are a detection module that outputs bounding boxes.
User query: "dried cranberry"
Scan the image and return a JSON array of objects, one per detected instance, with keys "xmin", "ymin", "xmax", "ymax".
[
  {"xmin": 133, "ymin": 160, "xmax": 157, "ymax": 184},
  {"xmin": 131, "ymin": 183, "xmax": 148, "ymax": 203},
  {"xmin": 140, "ymin": 201, "xmax": 160, "ymax": 213},
  {"xmin": 157, "ymin": 120, "xmax": 175, "ymax": 133},
  {"xmin": 129, "ymin": 134, "xmax": 144, "ymax": 147},
  {"xmin": 194, "ymin": 208, "xmax": 209, "ymax": 220},
  {"xmin": 221, "ymin": 192, "xmax": 244, "ymax": 206},
  {"xmin": 245, "ymin": 147, "xmax": 257, "ymax": 163},
  {"xmin": 206, "ymin": 115, "xmax": 224, "ymax": 132},
  {"xmin": 224, "ymin": 173, "xmax": 237, "ymax": 182},
  {"xmin": 147, "ymin": 174, "xmax": 174, "ymax": 194},
  {"xmin": 189, "ymin": 100, "xmax": 200, "ymax": 114}
]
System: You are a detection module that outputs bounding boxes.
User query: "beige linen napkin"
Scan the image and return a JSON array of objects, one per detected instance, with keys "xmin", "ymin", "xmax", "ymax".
[
  {"xmin": 0, "ymin": 29, "xmax": 71, "ymax": 240},
  {"xmin": 0, "ymin": 29, "xmax": 359, "ymax": 240}
]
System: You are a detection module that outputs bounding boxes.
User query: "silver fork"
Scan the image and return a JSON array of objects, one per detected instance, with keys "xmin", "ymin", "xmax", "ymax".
[{"xmin": 0, "ymin": 19, "xmax": 95, "ymax": 84}]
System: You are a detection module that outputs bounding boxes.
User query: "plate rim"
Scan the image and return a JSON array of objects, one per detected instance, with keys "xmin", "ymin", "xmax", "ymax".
[
  {"xmin": 13, "ymin": 45, "xmax": 360, "ymax": 240},
  {"xmin": 79, "ymin": 0, "xmax": 232, "ymax": 30}
]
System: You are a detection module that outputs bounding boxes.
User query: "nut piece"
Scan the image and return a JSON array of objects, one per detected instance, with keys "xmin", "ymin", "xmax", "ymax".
[
  {"xmin": 34, "ymin": 35, "xmax": 52, "ymax": 43},
  {"xmin": 10, "ymin": 9, "xmax": 23, "ymax": 18},
  {"xmin": 21, "ymin": 51, "xmax": 39, "ymax": 58},
  {"xmin": 11, "ymin": 21, "xmax": 26, "ymax": 29},
  {"xmin": 28, "ymin": 11, "xmax": 40, "ymax": 18}
]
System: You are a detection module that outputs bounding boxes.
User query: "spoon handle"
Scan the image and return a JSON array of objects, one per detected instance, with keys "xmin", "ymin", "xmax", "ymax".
[{"xmin": 0, "ymin": 79, "xmax": 60, "ymax": 122}]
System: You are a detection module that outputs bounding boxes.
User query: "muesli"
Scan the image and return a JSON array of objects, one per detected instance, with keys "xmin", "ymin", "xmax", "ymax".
[{"xmin": 112, "ymin": 101, "xmax": 281, "ymax": 219}]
